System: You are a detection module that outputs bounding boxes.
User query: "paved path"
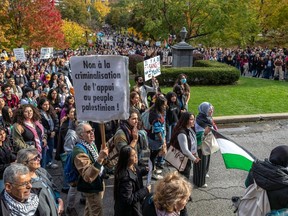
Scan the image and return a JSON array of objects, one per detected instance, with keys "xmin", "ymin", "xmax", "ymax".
[{"xmin": 50, "ymin": 118, "xmax": 288, "ymax": 215}]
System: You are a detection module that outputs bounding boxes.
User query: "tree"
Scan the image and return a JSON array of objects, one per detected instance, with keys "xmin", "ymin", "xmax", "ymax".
[
  {"xmin": 93, "ymin": 1, "xmax": 110, "ymax": 20},
  {"xmin": 1, "ymin": 0, "xmax": 66, "ymax": 49},
  {"xmin": 0, "ymin": 0, "xmax": 10, "ymax": 49},
  {"xmin": 62, "ymin": 20, "xmax": 88, "ymax": 49},
  {"xmin": 58, "ymin": 0, "xmax": 90, "ymax": 26}
]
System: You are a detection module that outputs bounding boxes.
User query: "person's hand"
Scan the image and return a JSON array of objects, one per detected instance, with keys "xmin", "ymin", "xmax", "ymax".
[
  {"xmin": 132, "ymin": 126, "xmax": 138, "ymax": 141},
  {"xmin": 42, "ymin": 139, "xmax": 47, "ymax": 147},
  {"xmin": 98, "ymin": 147, "xmax": 109, "ymax": 163},
  {"xmin": 194, "ymin": 157, "xmax": 201, "ymax": 163},
  {"xmin": 147, "ymin": 184, "xmax": 152, "ymax": 193},
  {"xmin": 57, "ymin": 198, "xmax": 64, "ymax": 215},
  {"xmin": 50, "ymin": 131, "xmax": 55, "ymax": 138},
  {"xmin": 60, "ymin": 116, "xmax": 67, "ymax": 125},
  {"xmin": 204, "ymin": 126, "xmax": 211, "ymax": 135}
]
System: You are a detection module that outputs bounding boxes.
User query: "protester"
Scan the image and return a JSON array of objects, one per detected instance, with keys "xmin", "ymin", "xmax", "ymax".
[
  {"xmin": 72, "ymin": 122, "xmax": 108, "ymax": 216},
  {"xmin": 16, "ymin": 148, "xmax": 64, "ymax": 215},
  {"xmin": 193, "ymin": 102, "xmax": 217, "ymax": 188},
  {"xmin": 245, "ymin": 145, "xmax": 288, "ymax": 210},
  {"xmin": 1, "ymin": 163, "xmax": 46, "ymax": 215},
  {"xmin": 12, "ymin": 104, "xmax": 47, "ymax": 159},
  {"xmin": 114, "ymin": 145, "xmax": 150, "ymax": 216},
  {"xmin": 174, "ymin": 74, "xmax": 190, "ymax": 107},
  {"xmin": 0, "ymin": 127, "xmax": 16, "ymax": 192},
  {"xmin": 20, "ymin": 87, "xmax": 38, "ymax": 107},
  {"xmin": 0, "ymin": 106, "xmax": 13, "ymax": 140},
  {"xmin": 165, "ymin": 91, "xmax": 181, "ymax": 145},
  {"xmin": 130, "ymin": 91, "xmax": 146, "ymax": 114},
  {"xmin": 38, "ymin": 98, "xmax": 59, "ymax": 169},
  {"xmin": 7, "ymin": 78, "xmax": 23, "ymax": 100},
  {"xmin": 170, "ymin": 112, "xmax": 200, "ymax": 179},
  {"xmin": 114, "ymin": 109, "xmax": 139, "ymax": 153},
  {"xmin": 148, "ymin": 94, "xmax": 167, "ymax": 180},
  {"xmin": 169, "ymin": 112, "xmax": 200, "ymax": 216},
  {"xmin": 134, "ymin": 76, "xmax": 158, "ymax": 108},
  {"xmin": 2, "ymin": 84, "xmax": 19, "ymax": 111},
  {"xmin": 173, "ymin": 85, "xmax": 187, "ymax": 112},
  {"xmin": 142, "ymin": 171, "xmax": 192, "ymax": 216}
]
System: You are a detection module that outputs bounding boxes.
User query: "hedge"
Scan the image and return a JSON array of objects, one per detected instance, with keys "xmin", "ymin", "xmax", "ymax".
[{"xmin": 136, "ymin": 60, "xmax": 240, "ymax": 86}]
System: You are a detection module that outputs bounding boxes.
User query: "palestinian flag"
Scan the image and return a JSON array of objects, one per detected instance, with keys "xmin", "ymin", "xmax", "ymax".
[{"xmin": 212, "ymin": 130, "xmax": 257, "ymax": 171}]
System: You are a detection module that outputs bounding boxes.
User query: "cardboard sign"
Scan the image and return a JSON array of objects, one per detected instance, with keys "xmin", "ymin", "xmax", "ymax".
[
  {"xmin": 13, "ymin": 48, "xmax": 26, "ymax": 62},
  {"xmin": 40, "ymin": 47, "xmax": 54, "ymax": 59},
  {"xmin": 70, "ymin": 55, "xmax": 130, "ymax": 122},
  {"xmin": 144, "ymin": 55, "xmax": 161, "ymax": 81}
]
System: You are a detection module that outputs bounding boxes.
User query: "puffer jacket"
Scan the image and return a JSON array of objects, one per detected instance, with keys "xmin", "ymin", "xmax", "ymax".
[{"xmin": 246, "ymin": 159, "xmax": 288, "ymax": 210}]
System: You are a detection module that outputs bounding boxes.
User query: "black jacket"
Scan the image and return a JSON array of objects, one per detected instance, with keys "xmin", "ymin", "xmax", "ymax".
[
  {"xmin": 40, "ymin": 111, "xmax": 59, "ymax": 137},
  {"xmin": 114, "ymin": 167, "xmax": 149, "ymax": 216},
  {"xmin": 0, "ymin": 145, "xmax": 16, "ymax": 179},
  {"xmin": 246, "ymin": 159, "xmax": 288, "ymax": 210}
]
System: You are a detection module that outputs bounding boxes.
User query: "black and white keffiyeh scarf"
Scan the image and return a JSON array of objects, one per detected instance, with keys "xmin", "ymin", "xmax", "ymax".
[
  {"xmin": 4, "ymin": 190, "xmax": 39, "ymax": 216},
  {"xmin": 78, "ymin": 139, "xmax": 104, "ymax": 175}
]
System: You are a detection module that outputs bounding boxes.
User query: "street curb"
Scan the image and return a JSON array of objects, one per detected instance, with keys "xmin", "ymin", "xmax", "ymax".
[{"xmin": 214, "ymin": 113, "xmax": 288, "ymax": 124}]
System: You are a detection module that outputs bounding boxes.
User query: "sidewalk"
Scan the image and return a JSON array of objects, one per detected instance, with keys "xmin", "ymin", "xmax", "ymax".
[{"xmin": 214, "ymin": 113, "xmax": 288, "ymax": 124}]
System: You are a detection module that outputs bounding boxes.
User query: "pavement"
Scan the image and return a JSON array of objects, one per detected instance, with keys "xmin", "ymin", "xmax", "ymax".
[{"xmin": 49, "ymin": 113, "xmax": 288, "ymax": 216}]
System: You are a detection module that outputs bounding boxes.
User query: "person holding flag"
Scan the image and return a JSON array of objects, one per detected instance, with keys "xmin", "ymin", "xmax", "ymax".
[
  {"xmin": 193, "ymin": 102, "xmax": 217, "ymax": 188},
  {"xmin": 245, "ymin": 145, "xmax": 288, "ymax": 211}
]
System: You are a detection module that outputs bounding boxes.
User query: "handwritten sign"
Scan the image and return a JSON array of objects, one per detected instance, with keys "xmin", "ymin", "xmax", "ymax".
[
  {"xmin": 40, "ymin": 47, "xmax": 54, "ymax": 59},
  {"xmin": 70, "ymin": 55, "xmax": 130, "ymax": 122},
  {"xmin": 144, "ymin": 55, "xmax": 161, "ymax": 81},
  {"xmin": 13, "ymin": 48, "xmax": 26, "ymax": 62}
]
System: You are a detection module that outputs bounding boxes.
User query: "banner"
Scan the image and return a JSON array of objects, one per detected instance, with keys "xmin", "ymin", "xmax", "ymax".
[
  {"xmin": 40, "ymin": 47, "xmax": 54, "ymax": 59},
  {"xmin": 70, "ymin": 55, "xmax": 130, "ymax": 122},
  {"xmin": 13, "ymin": 48, "xmax": 26, "ymax": 62},
  {"xmin": 144, "ymin": 55, "xmax": 161, "ymax": 81}
]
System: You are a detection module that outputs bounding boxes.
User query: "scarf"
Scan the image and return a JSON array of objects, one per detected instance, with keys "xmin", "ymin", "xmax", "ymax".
[
  {"xmin": 24, "ymin": 121, "xmax": 44, "ymax": 155},
  {"xmin": 78, "ymin": 139, "xmax": 104, "ymax": 175},
  {"xmin": 4, "ymin": 190, "xmax": 39, "ymax": 216},
  {"xmin": 119, "ymin": 120, "xmax": 133, "ymax": 144}
]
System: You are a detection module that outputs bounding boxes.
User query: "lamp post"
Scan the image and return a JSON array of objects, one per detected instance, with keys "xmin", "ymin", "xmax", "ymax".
[{"xmin": 180, "ymin": 27, "xmax": 187, "ymax": 43}]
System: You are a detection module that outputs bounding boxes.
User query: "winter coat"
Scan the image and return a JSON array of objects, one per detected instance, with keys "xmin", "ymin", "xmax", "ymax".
[{"xmin": 246, "ymin": 159, "xmax": 288, "ymax": 210}]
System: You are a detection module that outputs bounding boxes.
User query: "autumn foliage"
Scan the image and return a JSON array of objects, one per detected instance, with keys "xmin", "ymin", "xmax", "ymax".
[{"xmin": 0, "ymin": 0, "xmax": 67, "ymax": 50}]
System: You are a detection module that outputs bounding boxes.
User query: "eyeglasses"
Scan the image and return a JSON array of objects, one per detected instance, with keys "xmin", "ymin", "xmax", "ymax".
[
  {"xmin": 11, "ymin": 180, "xmax": 32, "ymax": 188},
  {"xmin": 27, "ymin": 155, "xmax": 41, "ymax": 162},
  {"xmin": 84, "ymin": 129, "xmax": 95, "ymax": 134}
]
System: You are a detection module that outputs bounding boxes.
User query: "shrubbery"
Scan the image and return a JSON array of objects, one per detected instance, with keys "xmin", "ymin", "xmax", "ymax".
[
  {"xmin": 129, "ymin": 54, "xmax": 144, "ymax": 74},
  {"xmin": 136, "ymin": 60, "xmax": 240, "ymax": 86}
]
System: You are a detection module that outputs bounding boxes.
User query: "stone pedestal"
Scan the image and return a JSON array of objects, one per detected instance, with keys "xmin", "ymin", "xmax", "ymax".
[{"xmin": 172, "ymin": 42, "xmax": 194, "ymax": 67}]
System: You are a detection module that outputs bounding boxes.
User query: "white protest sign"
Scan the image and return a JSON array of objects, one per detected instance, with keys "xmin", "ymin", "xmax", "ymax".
[
  {"xmin": 144, "ymin": 55, "xmax": 161, "ymax": 81},
  {"xmin": 70, "ymin": 55, "xmax": 130, "ymax": 122},
  {"xmin": 40, "ymin": 47, "xmax": 54, "ymax": 59},
  {"xmin": 13, "ymin": 48, "xmax": 26, "ymax": 62},
  {"xmin": 155, "ymin": 41, "xmax": 161, "ymax": 47}
]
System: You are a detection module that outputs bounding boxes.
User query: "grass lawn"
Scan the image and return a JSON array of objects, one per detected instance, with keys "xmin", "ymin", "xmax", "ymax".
[{"xmin": 161, "ymin": 77, "xmax": 288, "ymax": 117}]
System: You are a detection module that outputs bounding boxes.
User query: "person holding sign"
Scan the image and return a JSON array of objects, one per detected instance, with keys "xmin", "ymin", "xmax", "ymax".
[
  {"xmin": 134, "ymin": 76, "xmax": 158, "ymax": 108},
  {"xmin": 72, "ymin": 122, "xmax": 108, "ymax": 216}
]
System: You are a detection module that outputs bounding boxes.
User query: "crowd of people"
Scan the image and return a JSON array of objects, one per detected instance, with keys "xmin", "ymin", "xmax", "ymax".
[{"xmin": 0, "ymin": 32, "xmax": 288, "ymax": 215}]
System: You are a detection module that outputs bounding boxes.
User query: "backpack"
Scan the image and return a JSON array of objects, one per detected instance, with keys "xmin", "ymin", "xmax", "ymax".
[
  {"xmin": 232, "ymin": 181, "xmax": 271, "ymax": 216},
  {"xmin": 141, "ymin": 110, "xmax": 151, "ymax": 132},
  {"xmin": 64, "ymin": 143, "xmax": 88, "ymax": 185}
]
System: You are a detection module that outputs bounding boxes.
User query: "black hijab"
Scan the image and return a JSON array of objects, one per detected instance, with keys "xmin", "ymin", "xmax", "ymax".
[{"xmin": 269, "ymin": 145, "xmax": 288, "ymax": 167}]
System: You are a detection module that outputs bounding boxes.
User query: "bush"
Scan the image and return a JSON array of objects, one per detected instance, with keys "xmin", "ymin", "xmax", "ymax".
[
  {"xmin": 129, "ymin": 54, "xmax": 144, "ymax": 74},
  {"xmin": 136, "ymin": 60, "xmax": 240, "ymax": 86}
]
